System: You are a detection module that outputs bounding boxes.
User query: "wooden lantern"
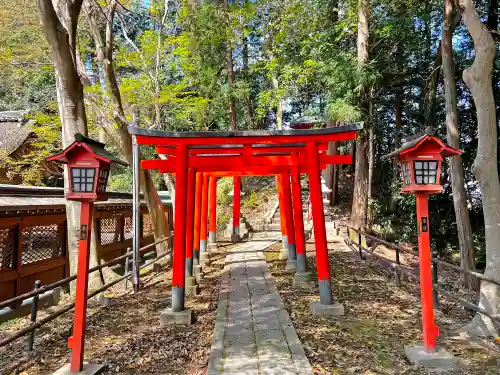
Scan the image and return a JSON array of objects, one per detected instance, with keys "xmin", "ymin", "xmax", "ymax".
[
  {"xmin": 385, "ymin": 130, "xmax": 462, "ymax": 195},
  {"xmin": 47, "ymin": 133, "xmax": 126, "ymax": 202}
]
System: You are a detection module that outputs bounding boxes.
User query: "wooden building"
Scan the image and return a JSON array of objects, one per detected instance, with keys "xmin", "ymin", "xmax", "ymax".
[{"xmin": 0, "ymin": 184, "xmax": 173, "ymax": 303}]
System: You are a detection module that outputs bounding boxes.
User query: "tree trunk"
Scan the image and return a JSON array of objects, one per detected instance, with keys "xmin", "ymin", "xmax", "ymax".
[
  {"xmin": 324, "ymin": 120, "xmax": 339, "ymax": 206},
  {"xmin": 457, "ymin": 0, "xmax": 500, "ymax": 337},
  {"xmin": 271, "ymin": 74, "xmax": 283, "ymax": 130},
  {"xmin": 243, "ymin": 36, "xmax": 254, "ymax": 128},
  {"xmin": 389, "ymin": 90, "xmax": 402, "ymax": 213},
  {"xmin": 442, "ymin": 0, "xmax": 476, "ymax": 291},
  {"xmin": 367, "ymin": 96, "xmax": 374, "ymax": 201},
  {"xmin": 37, "ymin": 0, "xmax": 103, "ymax": 292},
  {"xmin": 351, "ymin": 0, "xmax": 370, "ymax": 230},
  {"xmin": 423, "ymin": 49, "xmax": 442, "ymax": 129},
  {"xmin": 85, "ymin": 0, "xmax": 169, "ymax": 256},
  {"xmin": 222, "ymin": 0, "xmax": 237, "ymax": 130}
]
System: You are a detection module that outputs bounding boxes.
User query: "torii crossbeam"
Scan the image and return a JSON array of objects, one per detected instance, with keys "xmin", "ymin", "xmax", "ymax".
[{"xmin": 128, "ymin": 124, "xmax": 362, "ymax": 323}]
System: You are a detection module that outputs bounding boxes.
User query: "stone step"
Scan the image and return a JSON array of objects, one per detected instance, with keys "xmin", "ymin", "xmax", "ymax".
[
  {"xmin": 228, "ymin": 217, "xmax": 248, "ymax": 225},
  {"xmin": 247, "ymin": 231, "xmax": 282, "ymax": 240},
  {"xmin": 251, "ymin": 223, "xmax": 282, "ymax": 232}
]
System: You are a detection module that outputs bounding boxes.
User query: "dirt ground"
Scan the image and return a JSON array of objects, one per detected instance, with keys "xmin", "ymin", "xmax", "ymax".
[
  {"xmin": 0, "ymin": 243, "xmax": 232, "ymax": 375},
  {"xmin": 264, "ymin": 240, "xmax": 500, "ymax": 375}
]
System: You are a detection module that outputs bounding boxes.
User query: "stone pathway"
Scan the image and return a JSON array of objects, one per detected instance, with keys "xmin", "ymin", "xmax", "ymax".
[{"xmin": 208, "ymin": 240, "xmax": 313, "ymax": 375}]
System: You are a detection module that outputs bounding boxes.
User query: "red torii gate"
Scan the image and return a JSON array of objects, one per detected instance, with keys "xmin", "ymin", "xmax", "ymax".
[{"xmin": 129, "ymin": 125, "xmax": 361, "ymax": 321}]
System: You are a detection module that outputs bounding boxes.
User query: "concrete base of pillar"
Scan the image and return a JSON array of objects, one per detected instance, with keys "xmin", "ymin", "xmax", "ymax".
[
  {"xmin": 293, "ymin": 272, "xmax": 315, "ymax": 289},
  {"xmin": 285, "ymin": 259, "xmax": 297, "ymax": 273},
  {"xmin": 159, "ymin": 308, "xmax": 193, "ymax": 326},
  {"xmin": 52, "ymin": 363, "xmax": 105, "ymax": 375},
  {"xmin": 193, "ymin": 265, "xmax": 204, "ymax": 283},
  {"xmin": 208, "ymin": 242, "xmax": 218, "ymax": 251},
  {"xmin": 231, "ymin": 233, "xmax": 241, "ymax": 243},
  {"xmin": 185, "ymin": 276, "xmax": 199, "ymax": 296},
  {"xmin": 200, "ymin": 252, "xmax": 211, "ymax": 266},
  {"xmin": 279, "ymin": 248, "xmax": 289, "ymax": 260},
  {"xmin": 310, "ymin": 301, "xmax": 345, "ymax": 316},
  {"xmin": 404, "ymin": 345, "xmax": 457, "ymax": 369},
  {"xmin": 186, "ymin": 285, "xmax": 200, "ymax": 297},
  {"xmin": 186, "ymin": 276, "xmax": 196, "ymax": 287}
]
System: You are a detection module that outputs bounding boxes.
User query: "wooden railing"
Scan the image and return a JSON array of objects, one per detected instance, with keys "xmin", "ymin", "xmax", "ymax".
[{"xmin": 341, "ymin": 224, "xmax": 500, "ymax": 324}]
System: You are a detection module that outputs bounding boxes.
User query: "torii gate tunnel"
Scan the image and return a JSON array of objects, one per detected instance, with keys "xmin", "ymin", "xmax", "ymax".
[{"xmin": 128, "ymin": 124, "xmax": 362, "ymax": 318}]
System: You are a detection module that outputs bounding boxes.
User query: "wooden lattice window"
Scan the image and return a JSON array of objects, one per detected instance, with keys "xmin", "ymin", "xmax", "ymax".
[
  {"xmin": 0, "ymin": 227, "xmax": 16, "ymax": 269},
  {"xmin": 100, "ymin": 215, "xmax": 122, "ymax": 246},
  {"xmin": 21, "ymin": 224, "xmax": 62, "ymax": 265},
  {"xmin": 142, "ymin": 214, "xmax": 153, "ymax": 237},
  {"xmin": 124, "ymin": 216, "xmax": 133, "ymax": 240}
]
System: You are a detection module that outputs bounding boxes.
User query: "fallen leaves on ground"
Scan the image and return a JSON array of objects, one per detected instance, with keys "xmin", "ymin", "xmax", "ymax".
[
  {"xmin": 0, "ymin": 246, "xmax": 229, "ymax": 375},
  {"xmin": 264, "ymin": 240, "xmax": 499, "ymax": 375}
]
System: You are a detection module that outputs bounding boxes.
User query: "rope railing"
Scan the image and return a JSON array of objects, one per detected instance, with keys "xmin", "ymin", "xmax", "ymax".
[
  {"xmin": 0, "ymin": 236, "xmax": 172, "ymax": 349},
  {"xmin": 339, "ymin": 223, "xmax": 500, "ymax": 324}
]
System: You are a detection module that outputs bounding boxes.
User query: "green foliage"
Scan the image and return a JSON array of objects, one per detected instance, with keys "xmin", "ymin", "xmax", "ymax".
[
  {"xmin": 217, "ymin": 177, "xmax": 233, "ymax": 204},
  {"xmin": 0, "ymin": 0, "xmax": 494, "ymax": 265},
  {"xmin": 243, "ymin": 191, "xmax": 259, "ymax": 210},
  {"xmin": 0, "ymin": 111, "xmax": 62, "ymax": 186},
  {"xmin": 0, "ymin": 0, "xmax": 55, "ymax": 111}
]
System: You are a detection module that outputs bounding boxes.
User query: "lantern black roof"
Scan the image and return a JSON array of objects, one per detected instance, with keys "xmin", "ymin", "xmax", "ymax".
[{"xmin": 47, "ymin": 133, "xmax": 127, "ymax": 166}]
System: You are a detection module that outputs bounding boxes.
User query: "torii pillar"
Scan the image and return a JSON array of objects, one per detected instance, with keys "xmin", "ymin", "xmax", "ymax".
[
  {"xmin": 307, "ymin": 141, "xmax": 344, "ymax": 316},
  {"xmin": 290, "ymin": 165, "xmax": 314, "ymax": 288},
  {"xmin": 276, "ymin": 175, "xmax": 289, "ymax": 260},
  {"xmin": 281, "ymin": 169, "xmax": 297, "ymax": 272},
  {"xmin": 208, "ymin": 176, "xmax": 218, "ymax": 250},
  {"xmin": 200, "ymin": 173, "xmax": 210, "ymax": 266},
  {"xmin": 193, "ymin": 172, "xmax": 203, "ymax": 282},
  {"xmin": 231, "ymin": 176, "xmax": 242, "ymax": 242},
  {"xmin": 185, "ymin": 168, "xmax": 199, "ymax": 296}
]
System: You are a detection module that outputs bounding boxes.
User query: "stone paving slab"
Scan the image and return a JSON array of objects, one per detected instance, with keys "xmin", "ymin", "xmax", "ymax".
[{"xmin": 207, "ymin": 241, "xmax": 313, "ymax": 375}]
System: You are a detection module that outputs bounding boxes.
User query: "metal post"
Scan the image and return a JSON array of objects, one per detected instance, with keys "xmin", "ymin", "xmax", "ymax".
[
  {"xmin": 231, "ymin": 176, "xmax": 241, "ymax": 242},
  {"xmin": 307, "ymin": 141, "xmax": 333, "ymax": 305},
  {"xmin": 416, "ymin": 193, "xmax": 437, "ymax": 353},
  {"xmin": 281, "ymin": 169, "xmax": 297, "ymax": 271},
  {"xmin": 26, "ymin": 280, "xmax": 41, "ymax": 351},
  {"xmin": 172, "ymin": 144, "xmax": 188, "ymax": 312},
  {"xmin": 132, "ymin": 135, "xmax": 141, "ymax": 293},
  {"xmin": 69, "ymin": 201, "xmax": 94, "ymax": 372},
  {"xmin": 208, "ymin": 176, "xmax": 217, "ymax": 244}
]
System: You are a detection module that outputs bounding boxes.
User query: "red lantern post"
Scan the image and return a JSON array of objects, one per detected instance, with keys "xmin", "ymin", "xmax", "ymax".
[
  {"xmin": 48, "ymin": 134, "xmax": 126, "ymax": 374},
  {"xmin": 383, "ymin": 129, "xmax": 461, "ymax": 368}
]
